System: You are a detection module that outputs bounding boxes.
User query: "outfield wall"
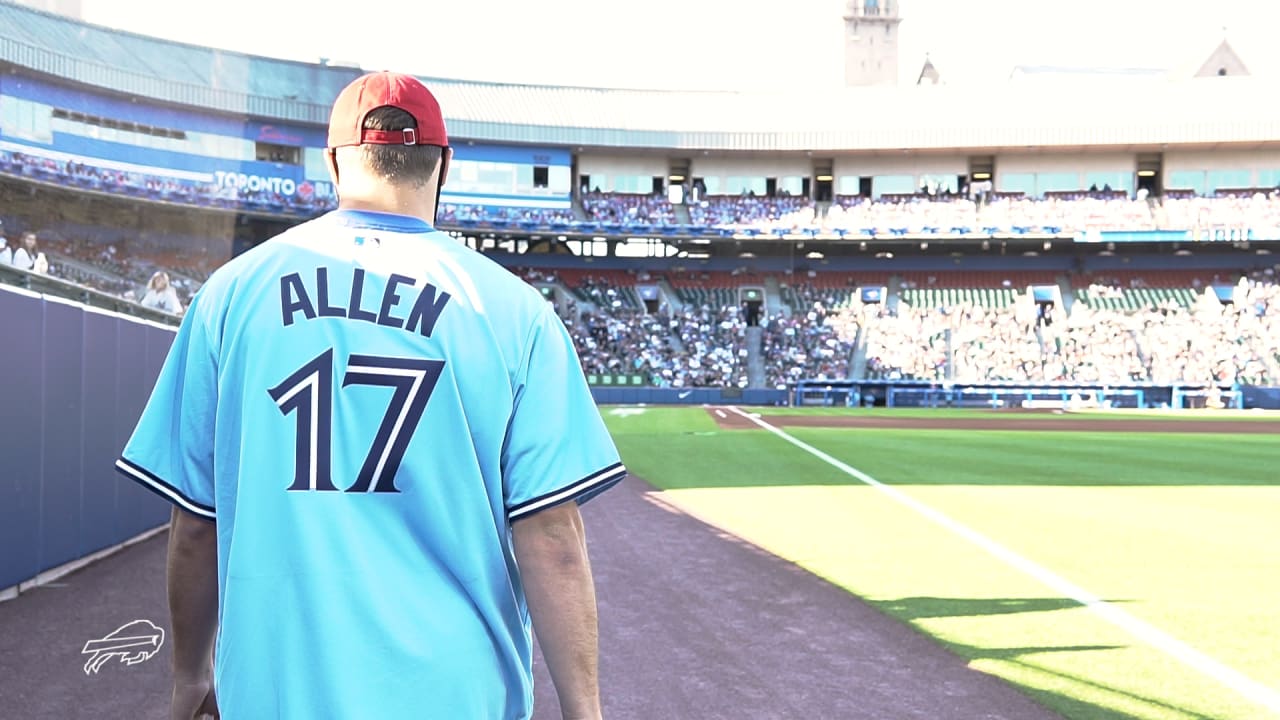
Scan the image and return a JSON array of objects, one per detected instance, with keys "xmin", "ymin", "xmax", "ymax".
[
  {"xmin": 793, "ymin": 379, "xmax": 1280, "ymax": 410},
  {"xmin": 0, "ymin": 285, "xmax": 174, "ymax": 593},
  {"xmin": 589, "ymin": 382, "xmax": 1280, "ymax": 410},
  {"xmin": 589, "ymin": 387, "xmax": 788, "ymax": 406}
]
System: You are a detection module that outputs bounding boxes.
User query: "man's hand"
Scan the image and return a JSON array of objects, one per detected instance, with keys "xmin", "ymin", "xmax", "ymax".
[
  {"xmin": 512, "ymin": 502, "xmax": 603, "ymax": 720},
  {"xmin": 171, "ymin": 675, "xmax": 218, "ymax": 719}
]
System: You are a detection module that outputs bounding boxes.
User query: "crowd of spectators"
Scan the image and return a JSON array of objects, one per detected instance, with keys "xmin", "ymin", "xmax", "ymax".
[
  {"xmin": 825, "ymin": 195, "xmax": 979, "ymax": 235},
  {"xmin": 16, "ymin": 145, "xmax": 1280, "ymax": 240},
  {"xmin": 1, "ymin": 150, "xmax": 334, "ymax": 216},
  {"xmin": 1157, "ymin": 191, "xmax": 1280, "ymax": 239},
  {"xmin": 581, "ymin": 192, "xmax": 677, "ymax": 225},
  {"xmin": 1, "ymin": 219, "xmax": 203, "ymax": 311},
  {"xmin": 762, "ymin": 307, "xmax": 854, "ymax": 388},
  {"xmin": 0, "ymin": 227, "xmax": 48, "ymax": 275},
  {"xmin": 856, "ymin": 269, "xmax": 1279, "ymax": 386},
  {"xmin": 559, "ymin": 302, "xmax": 750, "ymax": 388},
  {"xmin": 686, "ymin": 195, "xmax": 814, "ymax": 231},
  {"xmin": 6, "ymin": 187, "xmax": 1279, "ymax": 388},
  {"xmin": 438, "ymin": 204, "xmax": 576, "ymax": 227},
  {"xmin": 568, "ymin": 273, "xmax": 642, "ymax": 311},
  {"xmin": 979, "ymin": 194, "xmax": 1154, "ymax": 234}
]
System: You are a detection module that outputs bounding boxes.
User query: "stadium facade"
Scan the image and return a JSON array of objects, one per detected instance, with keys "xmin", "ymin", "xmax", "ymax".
[
  {"xmin": 3, "ymin": 0, "xmax": 1280, "ymax": 240},
  {"xmin": 0, "ymin": 0, "xmax": 1276, "ymax": 408},
  {"xmin": 5, "ymin": 0, "xmax": 1279, "ymax": 643}
]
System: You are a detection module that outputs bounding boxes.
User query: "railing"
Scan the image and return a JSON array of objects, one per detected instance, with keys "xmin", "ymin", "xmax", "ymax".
[
  {"xmin": 0, "ymin": 263, "xmax": 180, "ymax": 326},
  {"xmin": 791, "ymin": 379, "xmax": 1267, "ymax": 410}
]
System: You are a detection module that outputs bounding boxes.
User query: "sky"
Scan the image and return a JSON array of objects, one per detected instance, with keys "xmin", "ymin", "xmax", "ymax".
[{"xmin": 77, "ymin": 0, "xmax": 1280, "ymax": 90}]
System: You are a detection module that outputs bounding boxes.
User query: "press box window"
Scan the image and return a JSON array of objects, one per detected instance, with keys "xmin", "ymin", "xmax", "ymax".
[
  {"xmin": 256, "ymin": 142, "xmax": 300, "ymax": 165},
  {"xmin": 533, "ymin": 165, "xmax": 549, "ymax": 189}
]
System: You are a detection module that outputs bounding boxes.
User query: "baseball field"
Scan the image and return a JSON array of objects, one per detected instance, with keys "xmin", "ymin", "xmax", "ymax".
[{"xmin": 604, "ymin": 406, "xmax": 1280, "ymax": 720}]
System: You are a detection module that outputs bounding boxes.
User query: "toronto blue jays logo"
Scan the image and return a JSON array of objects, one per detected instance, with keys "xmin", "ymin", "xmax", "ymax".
[{"xmin": 81, "ymin": 620, "xmax": 165, "ymax": 675}]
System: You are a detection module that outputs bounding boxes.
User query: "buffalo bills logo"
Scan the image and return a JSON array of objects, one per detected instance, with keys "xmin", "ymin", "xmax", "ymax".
[{"xmin": 82, "ymin": 620, "xmax": 165, "ymax": 674}]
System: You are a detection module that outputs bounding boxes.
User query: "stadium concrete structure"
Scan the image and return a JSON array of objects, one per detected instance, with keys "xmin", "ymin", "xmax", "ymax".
[
  {"xmin": 1, "ymin": 7, "xmax": 1279, "ymax": 716},
  {"xmin": 0, "ymin": 0, "xmax": 1277, "ymax": 410}
]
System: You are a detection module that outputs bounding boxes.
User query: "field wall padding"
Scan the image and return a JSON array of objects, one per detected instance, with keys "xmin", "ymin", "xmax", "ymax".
[{"xmin": 0, "ymin": 286, "xmax": 175, "ymax": 592}]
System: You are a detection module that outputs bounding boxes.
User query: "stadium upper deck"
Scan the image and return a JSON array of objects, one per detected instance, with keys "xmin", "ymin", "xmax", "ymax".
[
  {"xmin": 3, "ymin": 0, "xmax": 1280, "ymax": 152},
  {"xmin": 5, "ymin": 0, "xmax": 1280, "ymax": 254}
]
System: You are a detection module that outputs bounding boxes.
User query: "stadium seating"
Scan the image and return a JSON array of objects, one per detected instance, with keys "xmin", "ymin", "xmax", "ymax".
[
  {"xmin": 898, "ymin": 271, "xmax": 1060, "ymax": 310},
  {"xmin": 11, "ymin": 144, "xmax": 1280, "ymax": 243},
  {"xmin": 554, "ymin": 269, "xmax": 644, "ymax": 311},
  {"xmin": 1071, "ymin": 270, "xmax": 1225, "ymax": 311},
  {"xmin": 8, "ymin": 210, "xmax": 1277, "ymax": 388},
  {"xmin": 856, "ymin": 270, "xmax": 1279, "ymax": 386},
  {"xmin": 667, "ymin": 271, "xmax": 764, "ymax": 308}
]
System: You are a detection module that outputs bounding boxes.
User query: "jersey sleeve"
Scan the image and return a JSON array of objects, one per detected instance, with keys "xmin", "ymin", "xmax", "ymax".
[
  {"xmin": 502, "ymin": 303, "xmax": 625, "ymax": 522},
  {"xmin": 114, "ymin": 298, "xmax": 218, "ymax": 519}
]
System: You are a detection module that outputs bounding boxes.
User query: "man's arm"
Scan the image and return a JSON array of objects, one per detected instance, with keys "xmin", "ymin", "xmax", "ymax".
[
  {"xmin": 513, "ymin": 502, "xmax": 602, "ymax": 720},
  {"xmin": 166, "ymin": 506, "xmax": 220, "ymax": 720}
]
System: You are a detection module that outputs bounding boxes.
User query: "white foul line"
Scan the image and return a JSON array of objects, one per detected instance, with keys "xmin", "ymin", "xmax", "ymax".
[{"xmin": 725, "ymin": 406, "xmax": 1280, "ymax": 715}]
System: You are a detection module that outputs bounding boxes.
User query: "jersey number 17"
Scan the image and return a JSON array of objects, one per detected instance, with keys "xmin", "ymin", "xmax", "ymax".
[{"xmin": 268, "ymin": 348, "xmax": 445, "ymax": 493}]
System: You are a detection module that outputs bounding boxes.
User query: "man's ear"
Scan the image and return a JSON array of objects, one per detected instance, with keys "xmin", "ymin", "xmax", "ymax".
[
  {"xmin": 438, "ymin": 147, "xmax": 452, "ymax": 188},
  {"xmin": 324, "ymin": 148, "xmax": 339, "ymax": 185}
]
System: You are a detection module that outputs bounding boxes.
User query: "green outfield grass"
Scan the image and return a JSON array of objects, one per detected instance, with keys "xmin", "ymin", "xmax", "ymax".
[{"xmin": 603, "ymin": 406, "xmax": 1280, "ymax": 720}]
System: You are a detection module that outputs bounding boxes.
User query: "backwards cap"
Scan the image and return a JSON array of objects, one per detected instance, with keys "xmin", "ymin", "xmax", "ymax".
[{"xmin": 327, "ymin": 72, "xmax": 448, "ymax": 149}]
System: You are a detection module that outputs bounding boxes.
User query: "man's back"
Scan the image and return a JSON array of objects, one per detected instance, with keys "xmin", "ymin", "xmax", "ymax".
[{"xmin": 119, "ymin": 209, "xmax": 623, "ymax": 718}]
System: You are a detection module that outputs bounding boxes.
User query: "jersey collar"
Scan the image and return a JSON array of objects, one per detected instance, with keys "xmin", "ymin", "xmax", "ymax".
[{"xmin": 324, "ymin": 209, "xmax": 436, "ymax": 234}]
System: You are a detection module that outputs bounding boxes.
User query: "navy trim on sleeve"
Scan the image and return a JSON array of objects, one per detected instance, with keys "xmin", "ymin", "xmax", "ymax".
[
  {"xmin": 114, "ymin": 457, "xmax": 216, "ymax": 520},
  {"xmin": 508, "ymin": 462, "xmax": 626, "ymax": 522}
]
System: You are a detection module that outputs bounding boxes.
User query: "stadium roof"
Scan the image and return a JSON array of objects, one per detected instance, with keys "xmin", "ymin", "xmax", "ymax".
[{"xmin": 3, "ymin": 0, "xmax": 1280, "ymax": 153}]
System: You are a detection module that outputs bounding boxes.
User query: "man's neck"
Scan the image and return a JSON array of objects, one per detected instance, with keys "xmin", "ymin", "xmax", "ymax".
[{"xmin": 338, "ymin": 195, "xmax": 437, "ymax": 225}]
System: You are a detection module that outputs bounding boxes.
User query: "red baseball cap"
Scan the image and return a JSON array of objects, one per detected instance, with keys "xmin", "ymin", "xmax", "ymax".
[{"xmin": 327, "ymin": 71, "xmax": 448, "ymax": 149}]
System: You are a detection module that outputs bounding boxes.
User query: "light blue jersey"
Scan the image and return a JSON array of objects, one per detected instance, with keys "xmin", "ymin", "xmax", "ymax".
[{"xmin": 116, "ymin": 209, "xmax": 624, "ymax": 719}]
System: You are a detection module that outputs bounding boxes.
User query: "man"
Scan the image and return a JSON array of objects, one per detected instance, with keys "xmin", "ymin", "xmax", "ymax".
[
  {"xmin": 11, "ymin": 231, "xmax": 36, "ymax": 271},
  {"xmin": 117, "ymin": 71, "xmax": 624, "ymax": 720}
]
